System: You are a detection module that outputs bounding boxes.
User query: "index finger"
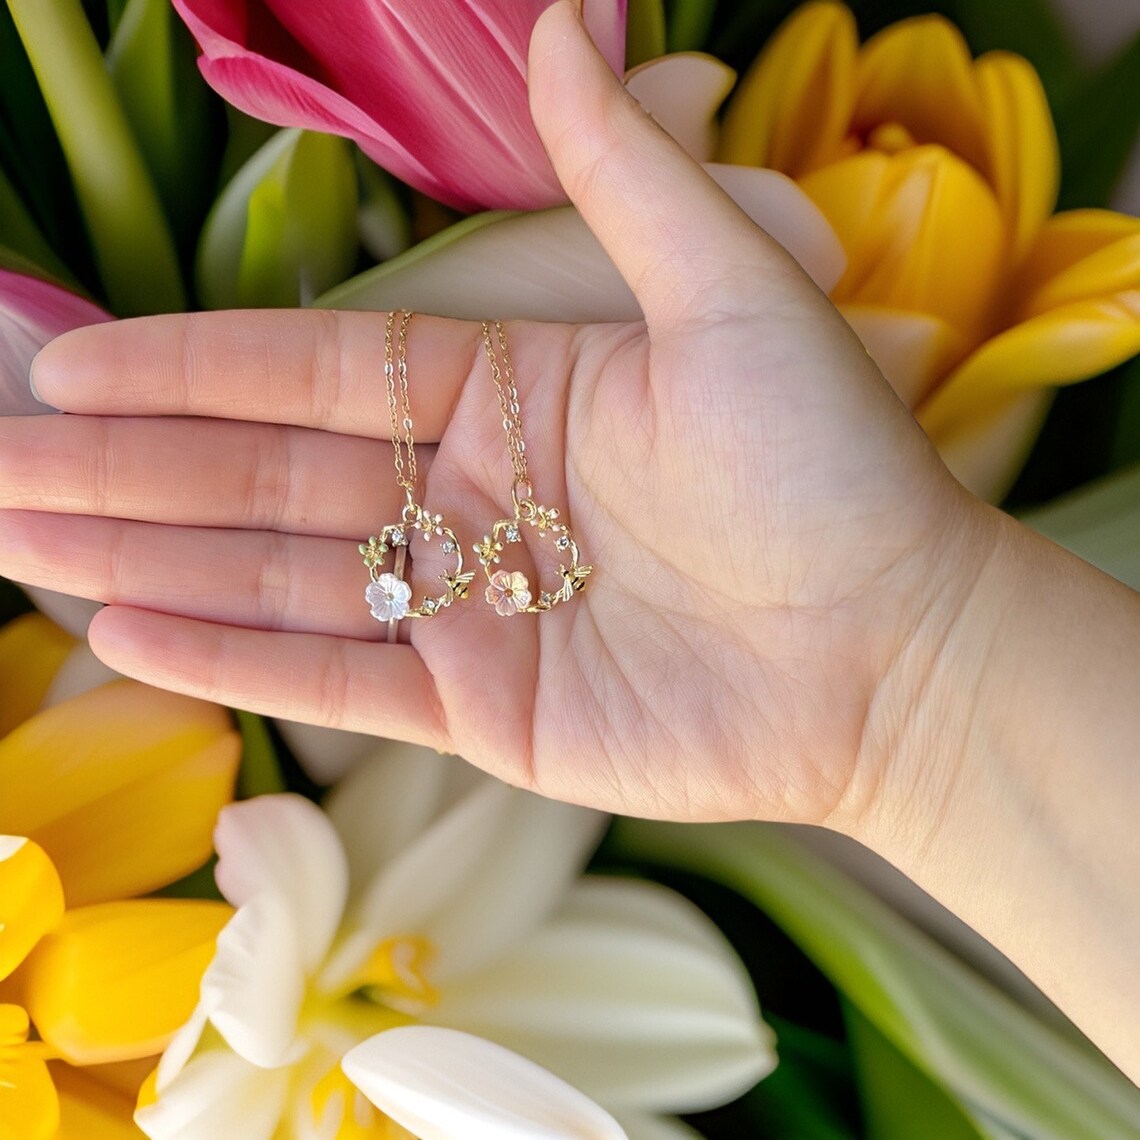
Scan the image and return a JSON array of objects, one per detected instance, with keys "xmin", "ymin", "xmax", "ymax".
[{"xmin": 31, "ymin": 309, "xmax": 485, "ymax": 442}]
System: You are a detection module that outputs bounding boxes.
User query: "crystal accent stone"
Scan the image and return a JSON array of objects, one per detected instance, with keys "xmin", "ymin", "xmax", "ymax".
[
  {"xmin": 441, "ymin": 540, "xmax": 456, "ymax": 554},
  {"xmin": 505, "ymin": 524, "xmax": 520, "ymax": 543},
  {"xmin": 422, "ymin": 598, "xmax": 438, "ymax": 614},
  {"xmin": 390, "ymin": 527, "xmax": 406, "ymax": 545},
  {"xmin": 556, "ymin": 535, "xmax": 571, "ymax": 551}
]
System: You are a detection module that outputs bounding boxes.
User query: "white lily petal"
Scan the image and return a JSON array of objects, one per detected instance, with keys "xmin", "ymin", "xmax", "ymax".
[
  {"xmin": 324, "ymin": 745, "xmax": 453, "ymax": 904},
  {"xmin": 136, "ymin": 1045, "xmax": 291, "ymax": 1140},
  {"xmin": 435, "ymin": 878, "xmax": 775, "ymax": 1113},
  {"xmin": 318, "ymin": 166, "xmax": 843, "ymax": 318},
  {"xmin": 40, "ymin": 643, "xmax": 119, "ymax": 706},
  {"xmin": 615, "ymin": 1113, "xmax": 703, "ymax": 1140},
  {"xmin": 343, "ymin": 1026, "xmax": 628, "ymax": 1140},
  {"xmin": 24, "ymin": 587, "xmax": 100, "ymax": 638},
  {"xmin": 626, "ymin": 54, "xmax": 737, "ymax": 164},
  {"xmin": 155, "ymin": 1000, "xmax": 212, "ymax": 1093},
  {"xmin": 274, "ymin": 719, "xmax": 383, "ymax": 784},
  {"xmin": 838, "ymin": 304, "xmax": 965, "ymax": 410},
  {"xmin": 320, "ymin": 778, "xmax": 516, "ymax": 991},
  {"xmin": 201, "ymin": 891, "xmax": 308, "ymax": 1068},
  {"xmin": 214, "ymin": 794, "xmax": 348, "ymax": 972},
  {"xmin": 422, "ymin": 792, "xmax": 607, "ymax": 982}
]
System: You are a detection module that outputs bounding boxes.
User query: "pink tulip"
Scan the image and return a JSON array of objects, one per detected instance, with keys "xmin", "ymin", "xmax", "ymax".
[
  {"xmin": 172, "ymin": 0, "xmax": 628, "ymax": 213},
  {"xmin": 0, "ymin": 270, "xmax": 111, "ymax": 417}
]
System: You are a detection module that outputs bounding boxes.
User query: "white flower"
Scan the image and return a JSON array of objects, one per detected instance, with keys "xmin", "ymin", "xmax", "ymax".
[
  {"xmin": 486, "ymin": 569, "xmax": 532, "ymax": 616},
  {"xmin": 366, "ymin": 573, "xmax": 412, "ymax": 622},
  {"xmin": 135, "ymin": 750, "xmax": 775, "ymax": 1139}
]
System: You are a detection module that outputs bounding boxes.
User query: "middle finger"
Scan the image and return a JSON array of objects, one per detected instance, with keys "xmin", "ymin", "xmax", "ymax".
[{"xmin": 0, "ymin": 415, "xmax": 430, "ymax": 537}]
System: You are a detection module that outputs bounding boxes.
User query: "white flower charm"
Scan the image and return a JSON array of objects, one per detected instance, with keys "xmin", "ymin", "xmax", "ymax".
[
  {"xmin": 135, "ymin": 750, "xmax": 775, "ymax": 1139},
  {"xmin": 485, "ymin": 569, "xmax": 532, "ymax": 616},
  {"xmin": 366, "ymin": 573, "xmax": 412, "ymax": 622}
]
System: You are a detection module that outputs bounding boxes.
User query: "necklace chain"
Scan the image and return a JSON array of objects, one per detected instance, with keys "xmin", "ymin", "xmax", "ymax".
[
  {"xmin": 385, "ymin": 309, "xmax": 417, "ymax": 496},
  {"xmin": 480, "ymin": 320, "xmax": 529, "ymax": 491}
]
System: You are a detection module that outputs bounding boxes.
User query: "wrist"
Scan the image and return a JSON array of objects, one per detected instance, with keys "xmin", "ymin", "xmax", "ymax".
[{"xmin": 847, "ymin": 502, "xmax": 1140, "ymax": 1080}]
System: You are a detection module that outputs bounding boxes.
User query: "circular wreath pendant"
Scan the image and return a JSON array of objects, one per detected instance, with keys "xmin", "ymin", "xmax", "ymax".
[
  {"xmin": 360, "ymin": 506, "xmax": 474, "ymax": 622},
  {"xmin": 474, "ymin": 501, "xmax": 592, "ymax": 616}
]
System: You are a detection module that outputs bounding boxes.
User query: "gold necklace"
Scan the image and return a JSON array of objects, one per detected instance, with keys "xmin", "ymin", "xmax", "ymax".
[
  {"xmin": 359, "ymin": 310, "xmax": 473, "ymax": 641},
  {"xmin": 475, "ymin": 320, "xmax": 591, "ymax": 615}
]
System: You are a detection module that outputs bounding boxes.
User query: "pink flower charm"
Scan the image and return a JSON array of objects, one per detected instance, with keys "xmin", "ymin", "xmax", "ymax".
[
  {"xmin": 486, "ymin": 570, "xmax": 532, "ymax": 617},
  {"xmin": 171, "ymin": 0, "xmax": 628, "ymax": 212},
  {"xmin": 366, "ymin": 574, "xmax": 412, "ymax": 622}
]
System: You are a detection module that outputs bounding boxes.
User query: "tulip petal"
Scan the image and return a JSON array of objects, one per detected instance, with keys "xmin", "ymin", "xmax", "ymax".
[
  {"xmin": 802, "ymin": 148, "xmax": 1005, "ymax": 342},
  {"xmin": 838, "ymin": 304, "xmax": 965, "ymax": 409},
  {"xmin": 0, "ymin": 682, "xmax": 240, "ymax": 906},
  {"xmin": 933, "ymin": 390, "xmax": 1053, "ymax": 503},
  {"xmin": 50, "ymin": 1058, "xmax": 154, "ymax": 1140},
  {"xmin": 625, "ymin": 53, "xmax": 736, "ymax": 163},
  {"xmin": 718, "ymin": 0, "xmax": 858, "ymax": 176},
  {"xmin": 0, "ymin": 1006, "xmax": 58, "ymax": 1140},
  {"xmin": 23, "ymin": 899, "xmax": 230, "ymax": 1065},
  {"xmin": 1019, "ymin": 225, "xmax": 1140, "ymax": 318},
  {"xmin": 434, "ymin": 878, "xmax": 774, "ymax": 1113},
  {"xmin": 319, "ymin": 165, "xmax": 844, "ymax": 319},
  {"xmin": 40, "ymin": 645, "xmax": 120, "ymax": 709},
  {"xmin": 975, "ymin": 52, "xmax": 1058, "ymax": 260},
  {"xmin": 1015, "ymin": 209, "xmax": 1140, "ymax": 300},
  {"xmin": 0, "ymin": 269, "xmax": 111, "ymax": 417},
  {"xmin": 919, "ymin": 296, "xmax": 1140, "ymax": 440},
  {"xmin": 343, "ymin": 1026, "xmax": 629, "ymax": 1140},
  {"xmin": 853, "ymin": 15, "xmax": 987, "ymax": 173},
  {"xmin": 0, "ymin": 612, "xmax": 75, "ymax": 737},
  {"xmin": 173, "ymin": 0, "xmax": 580, "ymax": 211},
  {"xmin": 134, "ymin": 1047, "xmax": 291, "ymax": 1140},
  {"xmin": 213, "ymin": 794, "xmax": 348, "ymax": 973},
  {"xmin": 0, "ymin": 837, "xmax": 64, "ymax": 981}
]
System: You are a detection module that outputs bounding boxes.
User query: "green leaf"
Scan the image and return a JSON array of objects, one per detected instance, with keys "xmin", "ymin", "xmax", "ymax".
[
  {"xmin": 729, "ymin": 1014, "xmax": 859, "ymax": 1138},
  {"xmin": 106, "ymin": 0, "xmax": 222, "ymax": 251},
  {"xmin": 0, "ymin": 164, "xmax": 76, "ymax": 285},
  {"xmin": 0, "ymin": 7, "xmax": 94, "ymax": 285},
  {"xmin": 665, "ymin": 0, "xmax": 719, "ymax": 53},
  {"xmin": 235, "ymin": 709, "xmax": 287, "ymax": 799},
  {"xmin": 845, "ymin": 1003, "xmax": 982, "ymax": 1139},
  {"xmin": 610, "ymin": 820, "xmax": 1140, "ymax": 1139},
  {"xmin": 1055, "ymin": 31, "xmax": 1140, "ymax": 209},
  {"xmin": 625, "ymin": 0, "xmax": 666, "ymax": 67},
  {"xmin": 196, "ymin": 128, "xmax": 359, "ymax": 310},
  {"xmin": 947, "ymin": 0, "xmax": 1081, "ymax": 101},
  {"xmin": 356, "ymin": 152, "xmax": 414, "ymax": 264},
  {"xmin": 7, "ymin": 0, "xmax": 185, "ymax": 314},
  {"xmin": 1019, "ymin": 462, "xmax": 1140, "ymax": 591}
]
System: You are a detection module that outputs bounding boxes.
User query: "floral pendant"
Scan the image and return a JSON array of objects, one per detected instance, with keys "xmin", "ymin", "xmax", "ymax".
[
  {"xmin": 474, "ymin": 500, "xmax": 591, "ymax": 616},
  {"xmin": 360, "ymin": 505, "xmax": 474, "ymax": 624}
]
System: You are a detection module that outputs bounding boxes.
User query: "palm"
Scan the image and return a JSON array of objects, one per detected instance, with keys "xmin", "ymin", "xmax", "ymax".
[{"xmin": 351, "ymin": 309, "xmax": 960, "ymax": 822}]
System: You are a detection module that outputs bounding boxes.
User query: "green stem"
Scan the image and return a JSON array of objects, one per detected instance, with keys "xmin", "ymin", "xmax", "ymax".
[
  {"xmin": 6, "ymin": 0, "xmax": 185, "ymax": 313},
  {"xmin": 609, "ymin": 819, "xmax": 1140, "ymax": 1138}
]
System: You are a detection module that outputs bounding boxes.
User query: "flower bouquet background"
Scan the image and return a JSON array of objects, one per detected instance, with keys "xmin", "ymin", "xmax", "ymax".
[{"xmin": 1, "ymin": 0, "xmax": 1139, "ymax": 1136}]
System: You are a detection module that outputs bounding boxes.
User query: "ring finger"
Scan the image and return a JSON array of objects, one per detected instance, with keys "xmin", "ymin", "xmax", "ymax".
[{"xmin": 0, "ymin": 509, "xmax": 470, "ymax": 639}]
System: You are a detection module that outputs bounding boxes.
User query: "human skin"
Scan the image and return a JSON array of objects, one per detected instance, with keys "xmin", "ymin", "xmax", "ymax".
[{"xmin": 0, "ymin": 0, "xmax": 1136, "ymax": 1084}]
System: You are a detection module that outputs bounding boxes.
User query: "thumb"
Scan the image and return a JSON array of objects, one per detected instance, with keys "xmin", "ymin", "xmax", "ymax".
[{"xmin": 527, "ymin": 1, "xmax": 825, "ymax": 331}]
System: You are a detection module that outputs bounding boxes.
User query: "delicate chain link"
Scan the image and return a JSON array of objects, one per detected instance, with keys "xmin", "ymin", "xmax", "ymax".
[
  {"xmin": 480, "ymin": 320, "xmax": 528, "ymax": 487},
  {"xmin": 384, "ymin": 310, "xmax": 417, "ymax": 495}
]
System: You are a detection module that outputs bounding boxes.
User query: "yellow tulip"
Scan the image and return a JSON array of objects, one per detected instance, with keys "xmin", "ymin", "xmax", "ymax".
[
  {"xmin": 0, "ymin": 614, "xmax": 239, "ymax": 1136},
  {"xmin": 720, "ymin": 0, "xmax": 1140, "ymax": 498}
]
